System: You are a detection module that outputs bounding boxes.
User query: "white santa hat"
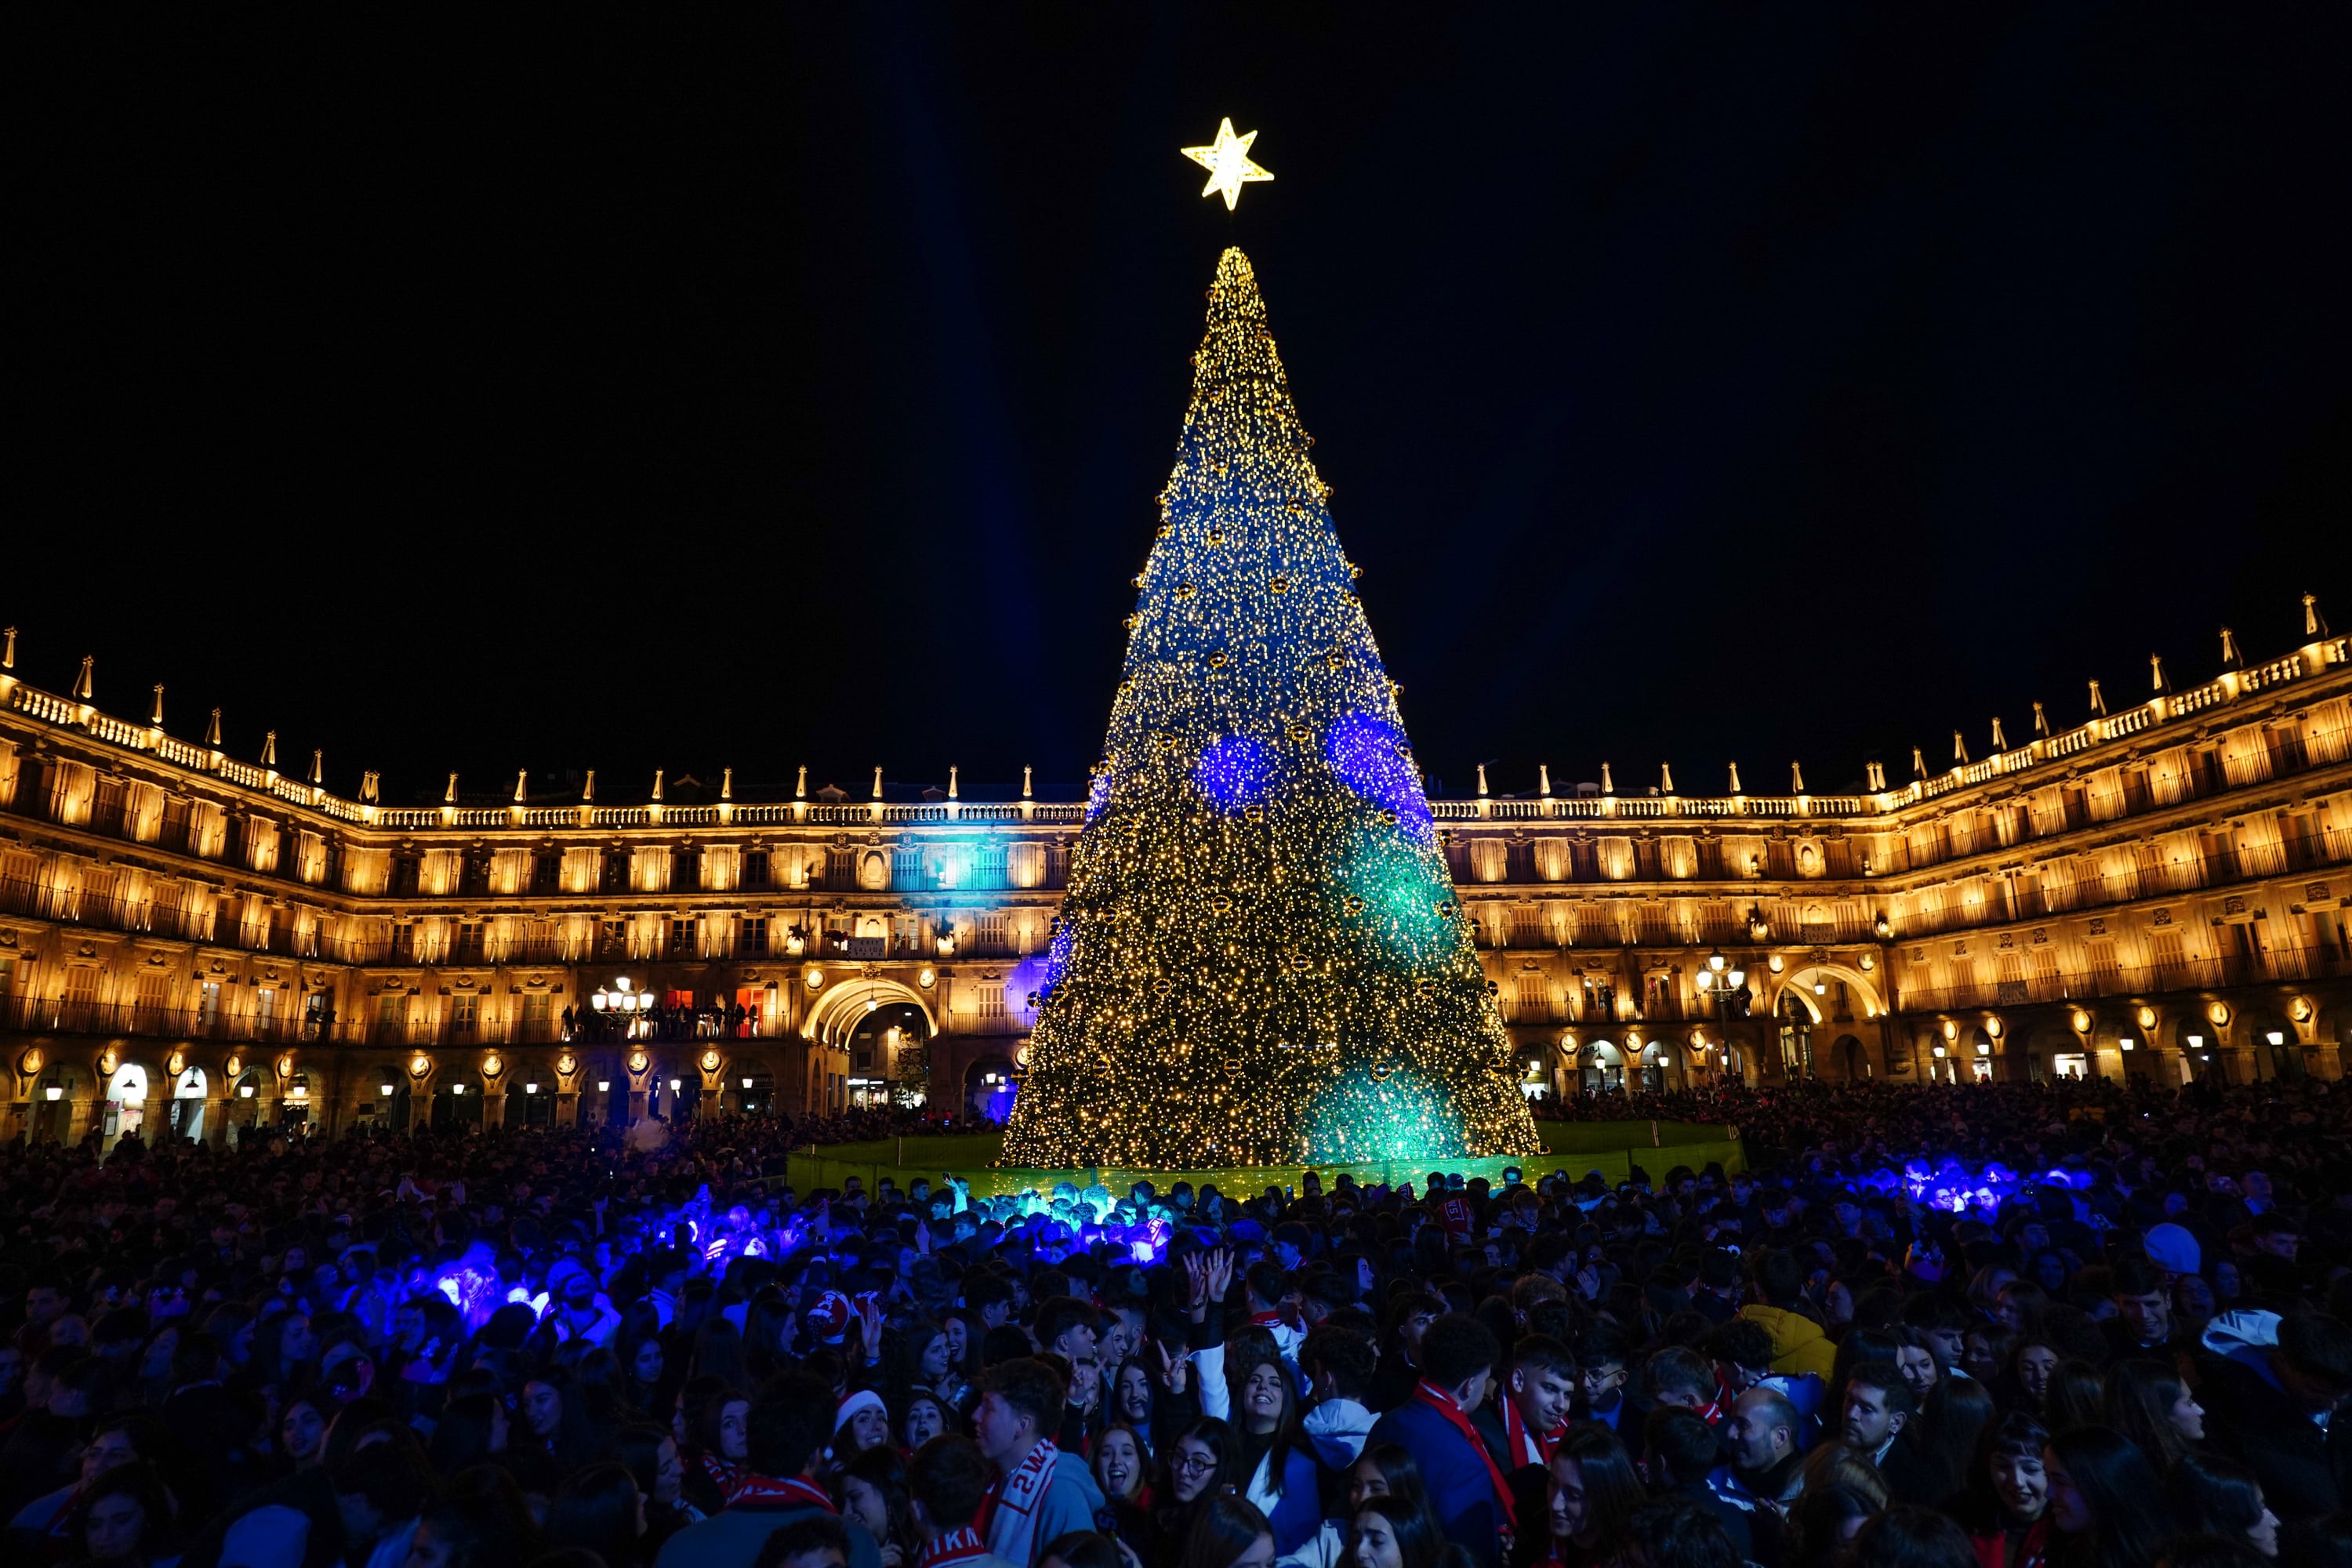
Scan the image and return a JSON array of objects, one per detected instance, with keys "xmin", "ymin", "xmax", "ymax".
[{"xmin": 834, "ymin": 1388, "xmax": 887, "ymax": 1435}]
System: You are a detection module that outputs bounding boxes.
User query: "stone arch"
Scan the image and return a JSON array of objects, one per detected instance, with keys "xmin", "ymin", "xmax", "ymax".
[
  {"xmin": 1766, "ymin": 961, "xmax": 1885, "ymax": 1023},
  {"xmin": 804, "ymin": 976, "xmax": 938, "ymax": 1047},
  {"xmin": 1832, "ymin": 1033, "xmax": 1867, "ymax": 1081},
  {"xmin": 2241, "ymin": 1005, "xmax": 2304, "ymax": 1081}
]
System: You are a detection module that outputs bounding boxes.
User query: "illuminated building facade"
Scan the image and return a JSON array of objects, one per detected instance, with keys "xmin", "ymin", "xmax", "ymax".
[{"xmin": 0, "ymin": 601, "xmax": 2347, "ymax": 1147}]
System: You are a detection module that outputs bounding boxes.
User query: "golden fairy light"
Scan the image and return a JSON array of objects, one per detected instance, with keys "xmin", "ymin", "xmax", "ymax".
[{"xmin": 1001, "ymin": 247, "xmax": 1538, "ymax": 1171}]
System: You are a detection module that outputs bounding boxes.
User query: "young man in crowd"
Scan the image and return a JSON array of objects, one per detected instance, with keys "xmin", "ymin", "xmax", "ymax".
[
  {"xmin": 972, "ymin": 1358, "xmax": 1105, "ymax": 1567},
  {"xmin": 1365, "ymin": 1313, "xmax": 1512, "ymax": 1565}
]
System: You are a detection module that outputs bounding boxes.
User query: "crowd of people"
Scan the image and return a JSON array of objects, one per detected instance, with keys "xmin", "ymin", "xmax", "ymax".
[{"xmin": 2, "ymin": 1074, "xmax": 2352, "ymax": 1568}]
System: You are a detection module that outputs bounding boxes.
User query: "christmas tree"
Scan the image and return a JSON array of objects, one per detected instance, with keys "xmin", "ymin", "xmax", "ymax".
[{"xmin": 1000, "ymin": 248, "xmax": 1541, "ymax": 1171}]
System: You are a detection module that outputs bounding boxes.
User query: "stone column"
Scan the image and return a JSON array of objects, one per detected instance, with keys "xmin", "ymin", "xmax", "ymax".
[{"xmin": 556, "ymin": 1092, "xmax": 579, "ymax": 1127}]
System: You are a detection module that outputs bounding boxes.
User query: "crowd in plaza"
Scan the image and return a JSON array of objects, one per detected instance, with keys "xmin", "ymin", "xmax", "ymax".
[{"xmin": 2, "ymin": 1074, "xmax": 2351, "ymax": 1568}]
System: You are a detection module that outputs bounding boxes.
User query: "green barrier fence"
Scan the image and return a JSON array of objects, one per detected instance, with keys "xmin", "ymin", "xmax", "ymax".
[{"xmin": 786, "ymin": 1121, "xmax": 1742, "ymax": 1200}]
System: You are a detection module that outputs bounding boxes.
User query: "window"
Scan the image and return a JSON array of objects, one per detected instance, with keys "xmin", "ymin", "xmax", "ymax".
[
  {"xmin": 456, "ymin": 922, "xmax": 485, "ymax": 964},
  {"xmin": 978, "ymin": 983, "xmax": 1006, "ymax": 1022},
  {"xmin": 304, "ymin": 992, "xmax": 331, "ymax": 1036},
  {"xmin": 670, "ymin": 918, "xmax": 697, "ymax": 957},
  {"xmin": 742, "ymin": 917, "xmax": 769, "ymax": 956},
  {"xmin": 452, "ymin": 993, "xmax": 480, "ymax": 1037},
  {"xmin": 973, "ymin": 913, "xmax": 1009, "ymax": 954},
  {"xmin": 135, "ymin": 971, "xmax": 169, "ymax": 1028},
  {"xmin": 256, "ymin": 988, "xmax": 279, "ymax": 1035},
  {"xmin": 523, "ymin": 991, "xmax": 551, "ymax": 1040},
  {"xmin": 376, "ymin": 993, "xmax": 408, "ymax": 1040},
  {"xmin": 744, "ymin": 850, "xmax": 771, "ymax": 889},
  {"xmin": 1514, "ymin": 972, "xmax": 1548, "ymax": 1022},
  {"xmin": 533, "ymin": 852, "xmax": 561, "ymax": 893},
  {"xmin": 200, "ymin": 981, "xmax": 223, "ymax": 1029}
]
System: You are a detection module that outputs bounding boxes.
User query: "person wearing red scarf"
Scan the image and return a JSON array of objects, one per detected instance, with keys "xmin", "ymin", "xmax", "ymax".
[
  {"xmin": 1364, "ymin": 1314, "xmax": 1514, "ymax": 1566},
  {"xmin": 654, "ymin": 1375, "xmax": 884, "ymax": 1568},
  {"xmin": 1471, "ymin": 1335, "xmax": 1576, "ymax": 1472},
  {"xmin": 909, "ymin": 1436, "xmax": 1025, "ymax": 1568}
]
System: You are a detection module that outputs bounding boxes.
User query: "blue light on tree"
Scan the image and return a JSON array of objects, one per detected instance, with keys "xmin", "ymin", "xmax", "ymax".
[{"xmin": 1196, "ymin": 731, "xmax": 1275, "ymax": 811}]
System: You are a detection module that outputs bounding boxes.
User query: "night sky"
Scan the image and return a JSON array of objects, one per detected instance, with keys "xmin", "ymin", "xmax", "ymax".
[{"xmin": 12, "ymin": 6, "xmax": 2347, "ymax": 806}]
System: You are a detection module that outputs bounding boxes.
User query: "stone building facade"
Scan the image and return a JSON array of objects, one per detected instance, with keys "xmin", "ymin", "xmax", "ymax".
[{"xmin": 1, "ymin": 603, "xmax": 2347, "ymax": 1147}]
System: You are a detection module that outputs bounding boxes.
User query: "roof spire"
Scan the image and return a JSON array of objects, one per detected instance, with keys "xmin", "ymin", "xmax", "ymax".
[
  {"xmin": 1790, "ymin": 760, "xmax": 1806, "ymax": 793},
  {"xmin": 1991, "ymin": 716, "xmax": 2007, "ymax": 751},
  {"xmin": 1600, "ymin": 761, "xmax": 1615, "ymax": 795},
  {"xmin": 1728, "ymin": 761, "xmax": 1742, "ymax": 793},
  {"xmin": 73, "ymin": 655, "xmax": 94, "ymax": 701},
  {"xmin": 582, "ymin": 770, "xmax": 596, "ymax": 803},
  {"xmin": 651, "ymin": 770, "xmax": 664, "ymax": 802},
  {"xmin": 1022, "ymin": 765, "xmax": 1033, "ymax": 799},
  {"xmin": 1660, "ymin": 761, "xmax": 1675, "ymax": 795},
  {"xmin": 2307, "ymin": 593, "xmax": 2329, "ymax": 637},
  {"xmin": 1, "ymin": 627, "xmax": 13, "ymax": 670},
  {"xmin": 150, "ymin": 684, "xmax": 165, "ymax": 728},
  {"xmin": 1911, "ymin": 746, "xmax": 1927, "ymax": 780},
  {"xmin": 2088, "ymin": 680, "xmax": 2107, "ymax": 717},
  {"xmin": 1952, "ymin": 729, "xmax": 1969, "ymax": 766},
  {"xmin": 2219, "ymin": 626, "xmax": 2241, "ymax": 670},
  {"xmin": 260, "ymin": 731, "xmax": 278, "ymax": 768},
  {"xmin": 2151, "ymin": 652, "xmax": 2170, "ymax": 693},
  {"xmin": 1475, "ymin": 763, "xmax": 1489, "ymax": 797},
  {"xmin": 2033, "ymin": 701, "xmax": 2049, "ymax": 737},
  {"xmin": 1537, "ymin": 764, "xmax": 1552, "ymax": 797},
  {"xmin": 361, "ymin": 770, "xmax": 380, "ymax": 804},
  {"xmin": 445, "ymin": 772, "xmax": 459, "ymax": 804},
  {"xmin": 309, "ymin": 750, "xmax": 323, "ymax": 786},
  {"xmin": 948, "ymin": 765, "xmax": 960, "ymax": 800},
  {"xmin": 795, "ymin": 766, "xmax": 808, "ymax": 799},
  {"xmin": 514, "ymin": 769, "xmax": 528, "ymax": 804},
  {"xmin": 205, "ymin": 709, "xmax": 223, "ymax": 747},
  {"xmin": 720, "ymin": 767, "xmax": 733, "ymax": 802},
  {"xmin": 872, "ymin": 766, "xmax": 884, "ymax": 800}
]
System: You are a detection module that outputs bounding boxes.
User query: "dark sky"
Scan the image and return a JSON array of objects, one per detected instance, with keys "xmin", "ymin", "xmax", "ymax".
[{"xmin": 11, "ymin": 5, "xmax": 2347, "ymax": 804}]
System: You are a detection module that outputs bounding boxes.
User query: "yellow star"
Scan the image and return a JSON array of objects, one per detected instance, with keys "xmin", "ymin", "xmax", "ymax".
[{"xmin": 1181, "ymin": 118, "xmax": 1274, "ymax": 212}]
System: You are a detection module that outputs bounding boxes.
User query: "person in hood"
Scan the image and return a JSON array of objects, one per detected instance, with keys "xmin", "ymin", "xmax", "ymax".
[
  {"xmin": 2197, "ymin": 1308, "xmax": 2352, "ymax": 1522},
  {"xmin": 1737, "ymin": 1250, "xmax": 1836, "ymax": 1381}
]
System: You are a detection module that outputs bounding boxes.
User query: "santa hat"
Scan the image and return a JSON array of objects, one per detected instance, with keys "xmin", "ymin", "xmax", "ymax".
[
  {"xmin": 834, "ymin": 1388, "xmax": 886, "ymax": 1435},
  {"xmin": 805, "ymin": 1290, "xmax": 852, "ymax": 1343}
]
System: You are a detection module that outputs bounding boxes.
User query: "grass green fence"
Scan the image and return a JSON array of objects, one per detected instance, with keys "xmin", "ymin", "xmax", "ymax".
[{"xmin": 786, "ymin": 1120, "xmax": 1741, "ymax": 1200}]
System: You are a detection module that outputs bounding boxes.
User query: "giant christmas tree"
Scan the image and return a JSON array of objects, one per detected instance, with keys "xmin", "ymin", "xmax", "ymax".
[{"xmin": 1001, "ymin": 248, "xmax": 1541, "ymax": 1171}]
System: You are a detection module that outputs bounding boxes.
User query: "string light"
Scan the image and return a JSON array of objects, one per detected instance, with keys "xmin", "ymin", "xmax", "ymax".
[{"xmin": 1002, "ymin": 248, "xmax": 1540, "ymax": 1170}]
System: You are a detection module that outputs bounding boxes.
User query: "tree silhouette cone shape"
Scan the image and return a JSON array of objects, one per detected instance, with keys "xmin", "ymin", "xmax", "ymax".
[{"xmin": 1000, "ymin": 249, "xmax": 1541, "ymax": 1170}]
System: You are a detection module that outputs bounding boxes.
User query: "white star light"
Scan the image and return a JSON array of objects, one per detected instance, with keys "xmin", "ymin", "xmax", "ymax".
[{"xmin": 1181, "ymin": 118, "xmax": 1274, "ymax": 212}]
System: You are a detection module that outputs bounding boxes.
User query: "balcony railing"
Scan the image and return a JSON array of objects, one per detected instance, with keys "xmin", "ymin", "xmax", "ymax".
[
  {"xmin": 1894, "ymin": 944, "xmax": 2352, "ymax": 1014},
  {"xmin": 1, "ymin": 993, "xmax": 332, "ymax": 1043}
]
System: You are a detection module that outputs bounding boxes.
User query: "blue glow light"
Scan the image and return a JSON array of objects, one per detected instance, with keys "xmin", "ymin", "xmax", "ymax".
[
  {"xmin": 1195, "ymin": 732, "xmax": 1273, "ymax": 811},
  {"xmin": 1325, "ymin": 712, "xmax": 1431, "ymax": 833},
  {"xmin": 1004, "ymin": 953, "xmax": 1054, "ymax": 1030},
  {"xmin": 1085, "ymin": 773, "xmax": 1112, "ymax": 822}
]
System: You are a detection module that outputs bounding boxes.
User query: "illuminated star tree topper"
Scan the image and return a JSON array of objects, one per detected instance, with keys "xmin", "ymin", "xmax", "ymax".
[{"xmin": 1181, "ymin": 117, "xmax": 1275, "ymax": 211}]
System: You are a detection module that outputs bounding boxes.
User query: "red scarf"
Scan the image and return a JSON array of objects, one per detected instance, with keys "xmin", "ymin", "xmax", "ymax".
[
  {"xmin": 1501, "ymin": 1390, "xmax": 1563, "ymax": 1468},
  {"xmin": 920, "ymin": 1527, "xmax": 993, "ymax": 1568},
  {"xmin": 727, "ymin": 1472, "xmax": 837, "ymax": 1512},
  {"xmin": 1413, "ymin": 1380, "xmax": 1518, "ymax": 1529},
  {"xmin": 701, "ymin": 1451, "xmax": 743, "ymax": 1496}
]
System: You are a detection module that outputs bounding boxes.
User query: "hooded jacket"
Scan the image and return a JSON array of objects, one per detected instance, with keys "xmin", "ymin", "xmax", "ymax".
[{"xmin": 1737, "ymin": 1305, "xmax": 1837, "ymax": 1381}]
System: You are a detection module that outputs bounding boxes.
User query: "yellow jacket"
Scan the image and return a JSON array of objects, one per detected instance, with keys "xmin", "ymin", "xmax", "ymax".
[{"xmin": 1739, "ymin": 1303, "xmax": 1838, "ymax": 1380}]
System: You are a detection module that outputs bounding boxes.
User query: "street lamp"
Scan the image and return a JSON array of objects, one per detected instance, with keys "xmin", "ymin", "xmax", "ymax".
[{"xmin": 1693, "ymin": 948, "xmax": 1749, "ymax": 1020}]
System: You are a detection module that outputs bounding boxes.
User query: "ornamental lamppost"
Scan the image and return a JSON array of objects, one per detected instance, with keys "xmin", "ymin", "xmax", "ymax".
[
  {"xmin": 588, "ymin": 977, "xmax": 648, "ymax": 1041},
  {"xmin": 1693, "ymin": 947, "xmax": 1750, "ymax": 1022}
]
